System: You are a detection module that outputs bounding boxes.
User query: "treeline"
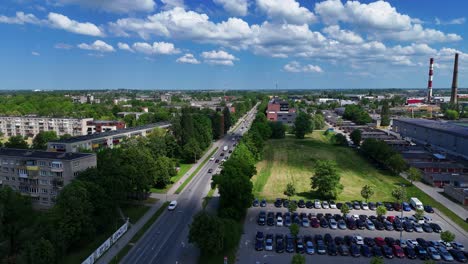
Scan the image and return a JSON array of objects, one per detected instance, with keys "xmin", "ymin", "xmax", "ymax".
[
  {"xmin": 361, "ymin": 138, "xmax": 407, "ymax": 174},
  {"xmin": 343, "ymin": 105, "xmax": 372, "ymax": 125},
  {"xmin": 0, "ymin": 131, "xmax": 68, "ymax": 149}
]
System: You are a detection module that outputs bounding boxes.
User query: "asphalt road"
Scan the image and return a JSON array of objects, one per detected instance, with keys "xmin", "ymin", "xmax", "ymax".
[
  {"xmin": 237, "ymin": 204, "xmax": 468, "ymax": 264},
  {"xmin": 121, "ymin": 106, "xmax": 258, "ymax": 264}
]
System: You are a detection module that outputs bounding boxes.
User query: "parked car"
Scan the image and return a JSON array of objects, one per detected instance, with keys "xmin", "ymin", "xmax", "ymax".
[
  {"xmin": 374, "ymin": 220, "xmax": 385, "ymax": 230},
  {"xmin": 405, "ymin": 246, "xmax": 417, "ymax": 259},
  {"xmin": 320, "ymin": 218, "xmax": 329, "ymax": 228},
  {"xmin": 258, "ymin": 211, "xmax": 266, "ymax": 225},
  {"xmin": 274, "ymin": 198, "xmax": 282, "ymax": 208},
  {"xmin": 353, "ymin": 201, "xmax": 361, "ymax": 210},
  {"xmin": 427, "ymin": 246, "xmax": 441, "ymax": 260},
  {"xmin": 375, "ymin": 237, "xmax": 386, "ymax": 247},
  {"xmin": 306, "ymin": 200, "xmax": 313, "ymax": 209},
  {"xmin": 393, "ymin": 202, "xmax": 402, "ymax": 211},
  {"xmin": 322, "ymin": 201, "xmax": 330, "ymax": 209},
  {"xmin": 366, "ymin": 219, "xmax": 375, "ymax": 230},
  {"xmin": 402, "ymin": 202, "xmax": 411, "ymax": 211},
  {"xmin": 314, "ymin": 199, "xmax": 321, "ymax": 209},
  {"xmin": 338, "ymin": 245, "xmax": 350, "ymax": 256},
  {"xmin": 286, "ymin": 234, "xmax": 295, "ymax": 253},
  {"xmin": 385, "ymin": 202, "xmax": 394, "ymax": 211},
  {"xmin": 438, "ymin": 246, "xmax": 454, "ymax": 262},
  {"xmin": 327, "ymin": 243, "xmax": 337, "ymax": 256},
  {"xmin": 394, "ymin": 219, "xmax": 403, "ymax": 231},
  {"xmin": 364, "ymin": 237, "xmax": 376, "ymax": 247},
  {"xmin": 334, "ymin": 236, "xmax": 344, "ymax": 245},
  {"xmin": 393, "ymin": 245, "xmax": 405, "ymax": 258},
  {"xmin": 252, "ymin": 198, "xmax": 259, "ymax": 207},
  {"xmin": 302, "ymin": 217, "xmax": 309, "ymax": 227},
  {"xmin": 255, "ymin": 231, "xmax": 264, "ymax": 251},
  {"xmin": 372, "ymin": 246, "xmax": 383, "ymax": 258},
  {"xmin": 449, "ymin": 249, "xmax": 467, "ymax": 262},
  {"xmin": 265, "ymin": 234, "xmax": 274, "ymax": 251},
  {"xmin": 276, "ymin": 216, "xmax": 283, "ymax": 227},
  {"xmin": 275, "ymin": 234, "xmax": 285, "ymax": 253},
  {"xmin": 329, "ymin": 200, "xmax": 337, "ymax": 209},
  {"xmin": 361, "ymin": 201, "xmax": 369, "ymax": 210},
  {"xmin": 451, "ymin": 242, "xmax": 465, "ymax": 251},
  {"xmin": 413, "ymin": 223, "xmax": 423, "ymax": 233},
  {"xmin": 361, "ymin": 245, "xmax": 372, "ymax": 257},
  {"xmin": 415, "ymin": 246, "xmax": 429, "ymax": 260},
  {"xmin": 382, "ymin": 245, "xmax": 394, "ymax": 258},
  {"xmin": 310, "ymin": 218, "xmax": 319, "ymax": 228},
  {"xmin": 346, "ymin": 218, "xmax": 357, "ymax": 230},
  {"xmin": 329, "ymin": 218, "xmax": 338, "ymax": 229},
  {"xmin": 267, "ymin": 212, "xmax": 275, "ymax": 226},
  {"xmin": 296, "ymin": 237, "xmax": 305, "ymax": 254},
  {"xmin": 336, "ymin": 202, "xmax": 343, "ymax": 209},
  {"xmin": 403, "ymin": 221, "xmax": 414, "ymax": 232},
  {"xmin": 350, "ymin": 244, "xmax": 361, "ymax": 257},
  {"xmin": 424, "ymin": 205, "xmax": 434, "ymax": 213},
  {"xmin": 368, "ymin": 202, "xmax": 376, "ymax": 210},
  {"xmin": 430, "ymin": 223, "xmax": 442, "ymax": 233},
  {"xmin": 422, "ymin": 223, "xmax": 433, "ymax": 233},
  {"xmin": 298, "ymin": 199, "xmax": 306, "ymax": 208},
  {"xmin": 356, "ymin": 219, "xmax": 366, "ymax": 230},
  {"xmin": 384, "ymin": 237, "xmax": 396, "ymax": 246},
  {"xmin": 384, "ymin": 220, "xmax": 394, "ymax": 231},
  {"xmin": 260, "ymin": 199, "xmax": 267, "ymax": 207},
  {"xmin": 283, "ymin": 199, "xmax": 289, "ymax": 208},
  {"xmin": 353, "ymin": 235, "xmax": 364, "ymax": 245}
]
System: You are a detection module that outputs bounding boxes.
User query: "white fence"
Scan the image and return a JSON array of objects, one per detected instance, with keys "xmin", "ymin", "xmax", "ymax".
[{"xmin": 82, "ymin": 219, "xmax": 130, "ymax": 264}]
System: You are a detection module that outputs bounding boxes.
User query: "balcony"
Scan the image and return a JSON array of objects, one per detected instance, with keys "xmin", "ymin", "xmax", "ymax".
[{"xmin": 26, "ymin": 165, "xmax": 39, "ymax": 171}]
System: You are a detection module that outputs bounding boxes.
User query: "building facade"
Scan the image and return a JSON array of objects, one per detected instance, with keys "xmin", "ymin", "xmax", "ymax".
[
  {"xmin": 0, "ymin": 148, "xmax": 96, "ymax": 208},
  {"xmin": 86, "ymin": 120, "xmax": 126, "ymax": 134},
  {"xmin": 0, "ymin": 116, "xmax": 93, "ymax": 138},
  {"xmin": 266, "ymin": 98, "xmax": 296, "ymax": 125}
]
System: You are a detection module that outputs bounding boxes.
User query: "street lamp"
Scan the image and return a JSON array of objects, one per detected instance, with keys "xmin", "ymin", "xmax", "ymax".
[{"xmin": 399, "ymin": 183, "xmax": 406, "ymax": 243}]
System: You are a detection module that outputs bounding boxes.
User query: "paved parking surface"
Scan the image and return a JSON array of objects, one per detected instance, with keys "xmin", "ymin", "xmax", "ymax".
[{"xmin": 237, "ymin": 203, "xmax": 468, "ymax": 264}]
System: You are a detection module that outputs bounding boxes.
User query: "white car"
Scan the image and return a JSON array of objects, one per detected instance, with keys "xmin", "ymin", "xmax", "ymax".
[
  {"xmin": 277, "ymin": 217, "xmax": 283, "ymax": 227},
  {"xmin": 353, "ymin": 235, "xmax": 364, "ymax": 245},
  {"xmin": 314, "ymin": 199, "xmax": 321, "ymax": 209},
  {"xmin": 209, "ymin": 156, "xmax": 215, "ymax": 161},
  {"xmin": 168, "ymin": 200, "xmax": 178, "ymax": 211},
  {"xmin": 361, "ymin": 202, "xmax": 369, "ymax": 210},
  {"xmin": 322, "ymin": 201, "xmax": 329, "ymax": 209}
]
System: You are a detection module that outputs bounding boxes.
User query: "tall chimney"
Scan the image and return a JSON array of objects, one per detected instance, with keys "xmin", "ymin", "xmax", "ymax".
[
  {"xmin": 450, "ymin": 53, "xmax": 459, "ymax": 105},
  {"xmin": 427, "ymin": 58, "xmax": 434, "ymax": 102}
]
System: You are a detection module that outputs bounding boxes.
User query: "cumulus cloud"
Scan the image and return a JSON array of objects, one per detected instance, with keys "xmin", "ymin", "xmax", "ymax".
[
  {"xmin": 53, "ymin": 0, "xmax": 155, "ymax": 13},
  {"xmin": 117, "ymin": 42, "xmax": 134, "ymax": 52},
  {"xmin": 314, "ymin": 0, "xmax": 461, "ymax": 43},
  {"xmin": 132, "ymin": 42, "xmax": 180, "ymax": 55},
  {"xmin": 323, "ymin": 25, "xmax": 363, "ymax": 44},
  {"xmin": 0, "ymin": 11, "xmax": 42, "ymax": 24},
  {"xmin": 213, "ymin": 0, "xmax": 248, "ymax": 16},
  {"xmin": 78, "ymin": 40, "xmax": 115, "ymax": 52},
  {"xmin": 176, "ymin": 53, "xmax": 200, "ymax": 64},
  {"xmin": 54, "ymin": 43, "xmax": 73, "ymax": 50},
  {"xmin": 161, "ymin": 0, "xmax": 185, "ymax": 10},
  {"xmin": 201, "ymin": 50, "xmax": 238, "ymax": 66},
  {"xmin": 256, "ymin": 0, "xmax": 316, "ymax": 24},
  {"xmin": 284, "ymin": 61, "xmax": 323, "ymax": 73}
]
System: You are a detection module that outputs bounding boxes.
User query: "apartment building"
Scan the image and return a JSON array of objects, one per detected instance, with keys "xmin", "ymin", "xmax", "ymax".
[
  {"xmin": 0, "ymin": 116, "xmax": 93, "ymax": 138},
  {"xmin": 0, "ymin": 148, "xmax": 96, "ymax": 208},
  {"xmin": 86, "ymin": 120, "xmax": 126, "ymax": 134}
]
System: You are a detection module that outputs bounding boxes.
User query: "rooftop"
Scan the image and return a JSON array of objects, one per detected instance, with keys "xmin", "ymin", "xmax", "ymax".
[
  {"xmin": 49, "ymin": 122, "xmax": 171, "ymax": 144},
  {"xmin": 0, "ymin": 148, "xmax": 95, "ymax": 160},
  {"xmin": 395, "ymin": 118, "xmax": 468, "ymax": 138}
]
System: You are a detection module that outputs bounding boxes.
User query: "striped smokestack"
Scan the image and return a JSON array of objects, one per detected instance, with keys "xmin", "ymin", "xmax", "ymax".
[
  {"xmin": 427, "ymin": 58, "xmax": 434, "ymax": 102},
  {"xmin": 450, "ymin": 53, "xmax": 459, "ymax": 105}
]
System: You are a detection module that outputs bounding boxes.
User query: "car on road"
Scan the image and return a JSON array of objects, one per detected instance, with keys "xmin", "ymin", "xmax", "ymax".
[
  {"xmin": 424, "ymin": 205, "xmax": 434, "ymax": 213},
  {"xmin": 265, "ymin": 234, "xmax": 274, "ymax": 251},
  {"xmin": 168, "ymin": 200, "xmax": 178, "ymax": 210},
  {"xmin": 207, "ymin": 168, "xmax": 213, "ymax": 173},
  {"xmin": 209, "ymin": 156, "xmax": 215, "ymax": 161},
  {"xmin": 215, "ymin": 159, "xmax": 219, "ymax": 163}
]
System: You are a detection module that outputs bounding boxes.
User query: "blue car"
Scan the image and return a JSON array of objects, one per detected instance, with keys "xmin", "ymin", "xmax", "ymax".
[{"xmin": 402, "ymin": 202, "xmax": 411, "ymax": 211}]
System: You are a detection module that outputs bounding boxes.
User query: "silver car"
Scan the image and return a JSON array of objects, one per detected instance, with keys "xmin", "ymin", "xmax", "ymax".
[
  {"xmin": 329, "ymin": 218, "xmax": 337, "ymax": 229},
  {"xmin": 322, "ymin": 201, "xmax": 330, "ymax": 209},
  {"xmin": 314, "ymin": 199, "xmax": 321, "ymax": 209}
]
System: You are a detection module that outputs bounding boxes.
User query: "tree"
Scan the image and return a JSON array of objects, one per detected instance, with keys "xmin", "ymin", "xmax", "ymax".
[
  {"xmin": 269, "ymin": 121, "xmax": 286, "ymax": 139},
  {"xmin": 391, "ymin": 186, "xmax": 407, "ymax": 203},
  {"xmin": 289, "ymin": 223, "xmax": 300, "ymax": 237},
  {"xmin": 291, "ymin": 254, "xmax": 305, "ymax": 264},
  {"xmin": 153, "ymin": 156, "xmax": 176, "ymax": 188},
  {"xmin": 284, "ymin": 182, "xmax": 296, "ymax": 199},
  {"xmin": 376, "ymin": 205, "xmax": 387, "ymax": 217},
  {"xmin": 380, "ymin": 100, "xmax": 391, "ymax": 126},
  {"xmin": 32, "ymin": 131, "xmax": 58, "ymax": 150},
  {"xmin": 440, "ymin": 231, "xmax": 455, "ymax": 243},
  {"xmin": 288, "ymin": 202, "xmax": 298, "ymax": 213},
  {"xmin": 445, "ymin": 109, "xmax": 459, "ymax": 120},
  {"xmin": 370, "ymin": 257, "xmax": 384, "ymax": 264},
  {"xmin": 415, "ymin": 209, "xmax": 425, "ymax": 221},
  {"xmin": 217, "ymin": 169, "xmax": 254, "ymax": 220},
  {"xmin": 24, "ymin": 238, "xmax": 56, "ymax": 264},
  {"xmin": 386, "ymin": 154, "xmax": 407, "ymax": 174},
  {"xmin": 4, "ymin": 135, "xmax": 29, "ymax": 149},
  {"xmin": 407, "ymin": 167, "xmax": 422, "ymax": 184},
  {"xmin": 293, "ymin": 112, "xmax": 313, "ymax": 139},
  {"xmin": 331, "ymin": 133, "xmax": 347, "ymax": 146},
  {"xmin": 360, "ymin": 185, "xmax": 374, "ymax": 202},
  {"xmin": 182, "ymin": 138, "xmax": 202, "ymax": 163},
  {"xmin": 223, "ymin": 107, "xmax": 232, "ymax": 134},
  {"xmin": 313, "ymin": 114, "xmax": 325, "ymax": 130},
  {"xmin": 311, "ymin": 160, "xmax": 343, "ymax": 199},
  {"xmin": 350, "ymin": 129, "xmax": 362, "ymax": 146},
  {"xmin": 340, "ymin": 203, "xmax": 350, "ymax": 216},
  {"xmin": 188, "ymin": 211, "xmax": 225, "ymax": 254}
]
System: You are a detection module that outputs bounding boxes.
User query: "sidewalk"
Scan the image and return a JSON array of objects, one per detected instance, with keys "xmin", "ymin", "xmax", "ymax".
[{"xmin": 96, "ymin": 200, "xmax": 164, "ymax": 264}]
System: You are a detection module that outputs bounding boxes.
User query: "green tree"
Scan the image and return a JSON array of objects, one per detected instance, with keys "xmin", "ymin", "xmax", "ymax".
[
  {"xmin": 211, "ymin": 112, "xmax": 224, "ymax": 140},
  {"xmin": 360, "ymin": 185, "xmax": 374, "ymax": 202},
  {"xmin": 4, "ymin": 135, "xmax": 29, "ymax": 149},
  {"xmin": 284, "ymin": 182, "xmax": 296, "ymax": 199},
  {"xmin": 32, "ymin": 131, "xmax": 58, "ymax": 150},
  {"xmin": 445, "ymin": 109, "xmax": 459, "ymax": 120},
  {"xmin": 289, "ymin": 223, "xmax": 300, "ymax": 237},
  {"xmin": 153, "ymin": 156, "xmax": 176, "ymax": 188},
  {"xmin": 340, "ymin": 203, "xmax": 350, "ymax": 216},
  {"xmin": 188, "ymin": 211, "xmax": 225, "ymax": 254},
  {"xmin": 331, "ymin": 133, "xmax": 347, "ymax": 146},
  {"xmin": 24, "ymin": 238, "xmax": 56, "ymax": 264},
  {"xmin": 386, "ymin": 154, "xmax": 407, "ymax": 174},
  {"xmin": 350, "ymin": 129, "xmax": 362, "ymax": 146},
  {"xmin": 440, "ymin": 230, "xmax": 455, "ymax": 243},
  {"xmin": 370, "ymin": 257, "xmax": 384, "ymax": 264},
  {"xmin": 293, "ymin": 112, "xmax": 313, "ymax": 139},
  {"xmin": 407, "ymin": 167, "xmax": 422, "ymax": 184},
  {"xmin": 223, "ymin": 107, "xmax": 232, "ymax": 134},
  {"xmin": 291, "ymin": 254, "xmax": 306, "ymax": 264},
  {"xmin": 288, "ymin": 202, "xmax": 298, "ymax": 213},
  {"xmin": 380, "ymin": 100, "xmax": 391, "ymax": 126},
  {"xmin": 376, "ymin": 205, "xmax": 387, "ymax": 217},
  {"xmin": 391, "ymin": 186, "xmax": 407, "ymax": 203},
  {"xmin": 217, "ymin": 169, "xmax": 254, "ymax": 220},
  {"xmin": 415, "ymin": 209, "xmax": 425, "ymax": 221},
  {"xmin": 269, "ymin": 121, "xmax": 286, "ymax": 139},
  {"xmin": 311, "ymin": 160, "xmax": 343, "ymax": 199},
  {"xmin": 313, "ymin": 114, "xmax": 325, "ymax": 130},
  {"xmin": 182, "ymin": 138, "xmax": 202, "ymax": 163}
]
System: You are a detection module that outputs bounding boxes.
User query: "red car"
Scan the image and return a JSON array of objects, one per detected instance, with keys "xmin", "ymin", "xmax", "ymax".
[
  {"xmin": 310, "ymin": 218, "xmax": 320, "ymax": 228},
  {"xmin": 392, "ymin": 245, "xmax": 405, "ymax": 258},
  {"xmin": 386, "ymin": 215, "xmax": 395, "ymax": 223},
  {"xmin": 375, "ymin": 237, "xmax": 386, "ymax": 247}
]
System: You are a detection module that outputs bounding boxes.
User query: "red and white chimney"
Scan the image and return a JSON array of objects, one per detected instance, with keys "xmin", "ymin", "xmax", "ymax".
[{"xmin": 427, "ymin": 58, "xmax": 434, "ymax": 102}]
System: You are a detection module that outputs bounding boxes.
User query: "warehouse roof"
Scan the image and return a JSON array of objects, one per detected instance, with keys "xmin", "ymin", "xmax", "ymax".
[{"xmin": 394, "ymin": 118, "xmax": 468, "ymax": 138}]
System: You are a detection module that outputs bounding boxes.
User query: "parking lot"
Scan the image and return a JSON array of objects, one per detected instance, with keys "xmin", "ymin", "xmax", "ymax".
[{"xmin": 237, "ymin": 202, "xmax": 468, "ymax": 263}]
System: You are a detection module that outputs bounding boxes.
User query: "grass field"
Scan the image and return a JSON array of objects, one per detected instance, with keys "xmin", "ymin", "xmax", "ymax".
[
  {"xmin": 121, "ymin": 203, "xmax": 151, "ymax": 224},
  {"xmin": 150, "ymin": 163, "xmax": 192, "ymax": 193}
]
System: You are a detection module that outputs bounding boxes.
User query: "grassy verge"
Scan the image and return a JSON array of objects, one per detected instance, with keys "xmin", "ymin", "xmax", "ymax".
[
  {"xmin": 202, "ymin": 188, "xmax": 216, "ymax": 209},
  {"xmin": 110, "ymin": 202, "xmax": 170, "ymax": 264},
  {"xmin": 151, "ymin": 163, "xmax": 192, "ymax": 193},
  {"xmin": 175, "ymin": 147, "xmax": 218, "ymax": 194},
  {"xmin": 121, "ymin": 204, "xmax": 151, "ymax": 224}
]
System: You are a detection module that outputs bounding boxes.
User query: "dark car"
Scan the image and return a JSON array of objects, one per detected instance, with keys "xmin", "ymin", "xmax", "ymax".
[
  {"xmin": 215, "ymin": 159, "xmax": 220, "ymax": 163},
  {"xmin": 347, "ymin": 218, "xmax": 357, "ymax": 230},
  {"xmin": 372, "ymin": 246, "xmax": 383, "ymax": 257},
  {"xmin": 385, "ymin": 237, "xmax": 396, "ymax": 246},
  {"xmin": 316, "ymin": 241, "xmax": 327, "ymax": 255},
  {"xmin": 374, "ymin": 220, "xmax": 385, "ymax": 230},
  {"xmin": 345, "ymin": 201, "xmax": 353, "ymax": 208},
  {"xmin": 274, "ymin": 198, "xmax": 282, "ymax": 208},
  {"xmin": 394, "ymin": 219, "xmax": 403, "ymax": 231},
  {"xmin": 298, "ymin": 199, "xmax": 306, "ymax": 208},
  {"xmin": 356, "ymin": 219, "xmax": 366, "ymax": 230},
  {"xmin": 449, "ymin": 249, "xmax": 467, "ymax": 262},
  {"xmin": 328, "ymin": 243, "xmax": 338, "ymax": 256},
  {"xmin": 267, "ymin": 212, "xmax": 275, "ymax": 226},
  {"xmin": 385, "ymin": 202, "xmax": 394, "ymax": 211},
  {"xmin": 430, "ymin": 223, "xmax": 442, "ymax": 233},
  {"xmin": 334, "ymin": 236, "xmax": 344, "ymax": 245},
  {"xmin": 257, "ymin": 211, "xmax": 266, "ymax": 225},
  {"xmin": 296, "ymin": 237, "xmax": 305, "ymax": 254},
  {"xmin": 275, "ymin": 234, "xmax": 285, "ymax": 253},
  {"xmin": 376, "ymin": 201, "xmax": 384, "ymax": 207},
  {"xmin": 286, "ymin": 234, "xmax": 295, "ymax": 253},
  {"xmin": 310, "ymin": 218, "xmax": 319, "ymax": 228},
  {"xmin": 405, "ymin": 246, "xmax": 417, "ymax": 259},
  {"xmin": 344, "ymin": 235, "xmax": 353, "ymax": 246},
  {"xmin": 334, "ymin": 214, "xmax": 343, "ymax": 221},
  {"xmin": 336, "ymin": 202, "xmax": 343, "ymax": 209},
  {"xmin": 416, "ymin": 238, "xmax": 429, "ymax": 248},
  {"xmin": 422, "ymin": 223, "xmax": 433, "ymax": 233},
  {"xmin": 283, "ymin": 199, "xmax": 290, "ymax": 208},
  {"xmin": 338, "ymin": 245, "xmax": 350, "ymax": 256},
  {"xmin": 384, "ymin": 220, "xmax": 394, "ymax": 231},
  {"xmin": 393, "ymin": 202, "xmax": 402, "ymax": 211},
  {"xmin": 403, "ymin": 221, "xmax": 414, "ymax": 232},
  {"xmin": 424, "ymin": 205, "xmax": 434, "ymax": 213},
  {"xmin": 260, "ymin": 199, "xmax": 267, "ymax": 207},
  {"xmin": 369, "ymin": 202, "xmax": 376, "ymax": 210},
  {"xmin": 382, "ymin": 245, "xmax": 394, "ymax": 259},
  {"xmin": 350, "ymin": 244, "xmax": 361, "ymax": 257},
  {"xmin": 364, "ymin": 237, "xmax": 376, "ymax": 247},
  {"xmin": 320, "ymin": 218, "xmax": 329, "ymax": 228},
  {"xmin": 324, "ymin": 234, "xmax": 333, "ymax": 245},
  {"xmin": 255, "ymin": 231, "xmax": 264, "ymax": 251},
  {"xmin": 314, "ymin": 234, "xmax": 323, "ymax": 243},
  {"xmin": 252, "ymin": 198, "xmax": 259, "ymax": 207},
  {"xmin": 306, "ymin": 200, "xmax": 313, "ymax": 209},
  {"xmin": 415, "ymin": 246, "xmax": 429, "ymax": 260}
]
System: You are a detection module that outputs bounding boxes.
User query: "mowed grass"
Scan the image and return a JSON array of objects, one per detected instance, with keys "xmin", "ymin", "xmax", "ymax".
[{"xmin": 251, "ymin": 131, "xmax": 406, "ymax": 202}]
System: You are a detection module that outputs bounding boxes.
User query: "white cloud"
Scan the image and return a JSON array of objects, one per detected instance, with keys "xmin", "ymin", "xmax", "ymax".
[
  {"xmin": 31, "ymin": 51, "xmax": 40, "ymax": 56},
  {"xmin": 54, "ymin": 43, "xmax": 73, "ymax": 49},
  {"xmin": 323, "ymin": 25, "xmax": 363, "ymax": 44},
  {"xmin": 314, "ymin": 0, "xmax": 461, "ymax": 43},
  {"xmin": 53, "ymin": 0, "xmax": 155, "ymax": 13},
  {"xmin": 78, "ymin": 40, "xmax": 115, "ymax": 52},
  {"xmin": 0, "ymin": 11, "xmax": 42, "ymax": 24},
  {"xmin": 132, "ymin": 42, "xmax": 180, "ymax": 55},
  {"xmin": 176, "ymin": 53, "xmax": 200, "ymax": 64},
  {"xmin": 213, "ymin": 0, "xmax": 248, "ymax": 16},
  {"xmin": 117, "ymin": 42, "xmax": 134, "ymax": 52},
  {"xmin": 161, "ymin": 0, "xmax": 185, "ymax": 10},
  {"xmin": 201, "ymin": 50, "xmax": 237, "ymax": 66},
  {"xmin": 48, "ymin": 12, "xmax": 103, "ymax": 36},
  {"xmin": 284, "ymin": 61, "xmax": 323, "ymax": 73},
  {"xmin": 256, "ymin": 0, "xmax": 316, "ymax": 24},
  {"xmin": 435, "ymin": 17, "xmax": 465, "ymax": 25}
]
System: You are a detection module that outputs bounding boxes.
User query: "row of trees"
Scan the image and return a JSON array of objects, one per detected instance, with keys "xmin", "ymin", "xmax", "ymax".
[
  {"xmin": 343, "ymin": 104, "xmax": 372, "ymax": 125},
  {"xmin": 361, "ymin": 138, "xmax": 407, "ymax": 174},
  {"xmin": 0, "ymin": 131, "xmax": 70, "ymax": 150}
]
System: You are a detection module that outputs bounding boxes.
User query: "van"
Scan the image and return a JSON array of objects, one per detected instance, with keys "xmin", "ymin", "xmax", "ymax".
[{"xmin": 410, "ymin": 197, "xmax": 423, "ymax": 210}]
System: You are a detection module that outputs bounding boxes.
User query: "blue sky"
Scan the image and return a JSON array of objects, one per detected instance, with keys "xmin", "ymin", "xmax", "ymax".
[{"xmin": 0, "ymin": 0, "xmax": 467, "ymax": 90}]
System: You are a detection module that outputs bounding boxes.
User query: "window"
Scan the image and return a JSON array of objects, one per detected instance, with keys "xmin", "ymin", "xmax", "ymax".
[
  {"xmin": 18, "ymin": 169, "xmax": 27, "ymax": 175},
  {"xmin": 40, "ymin": 179, "xmax": 49, "ymax": 185},
  {"xmin": 38, "ymin": 161, "xmax": 47, "ymax": 167},
  {"xmin": 41, "ymin": 188, "xmax": 48, "ymax": 194},
  {"xmin": 40, "ymin": 170, "xmax": 48, "ymax": 176}
]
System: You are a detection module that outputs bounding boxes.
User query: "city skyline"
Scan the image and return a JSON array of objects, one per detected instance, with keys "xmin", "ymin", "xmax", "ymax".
[{"xmin": 0, "ymin": 0, "xmax": 467, "ymax": 90}]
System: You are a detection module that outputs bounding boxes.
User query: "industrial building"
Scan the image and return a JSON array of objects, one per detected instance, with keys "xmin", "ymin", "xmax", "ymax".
[
  {"xmin": 392, "ymin": 118, "xmax": 468, "ymax": 160},
  {"xmin": 0, "ymin": 148, "xmax": 96, "ymax": 208},
  {"xmin": 47, "ymin": 122, "xmax": 171, "ymax": 153},
  {"xmin": 266, "ymin": 98, "xmax": 296, "ymax": 125}
]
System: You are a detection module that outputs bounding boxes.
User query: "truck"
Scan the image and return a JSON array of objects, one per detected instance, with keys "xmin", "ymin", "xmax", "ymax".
[
  {"xmin": 223, "ymin": 145, "xmax": 228, "ymax": 151},
  {"xmin": 410, "ymin": 197, "xmax": 423, "ymax": 210}
]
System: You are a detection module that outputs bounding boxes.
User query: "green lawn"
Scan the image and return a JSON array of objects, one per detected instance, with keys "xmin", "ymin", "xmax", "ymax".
[
  {"xmin": 150, "ymin": 163, "xmax": 192, "ymax": 193},
  {"xmin": 121, "ymin": 203, "xmax": 151, "ymax": 224}
]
